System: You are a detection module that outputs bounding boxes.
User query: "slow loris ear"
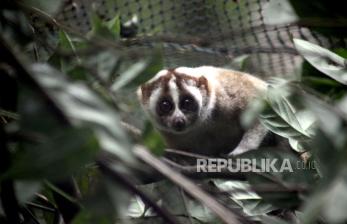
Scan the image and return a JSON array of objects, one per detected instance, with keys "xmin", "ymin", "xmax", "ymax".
[
  {"xmin": 198, "ymin": 76, "xmax": 208, "ymax": 93},
  {"xmin": 137, "ymin": 84, "xmax": 150, "ymax": 105}
]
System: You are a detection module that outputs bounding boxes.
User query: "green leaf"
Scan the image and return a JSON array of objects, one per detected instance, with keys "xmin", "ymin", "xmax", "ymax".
[
  {"xmin": 304, "ymin": 129, "xmax": 338, "ymax": 180},
  {"xmin": 261, "ymin": 215, "xmax": 291, "ymax": 224},
  {"xmin": 58, "ymin": 30, "xmax": 77, "ymax": 52},
  {"xmin": 24, "ymin": 0, "xmax": 63, "ymax": 15},
  {"xmin": 94, "ymin": 51, "xmax": 120, "ymax": 81},
  {"xmin": 301, "ymin": 61, "xmax": 346, "ymax": 100},
  {"xmin": 337, "ymin": 95, "xmax": 347, "ymax": 116},
  {"xmin": 119, "ymin": 217, "xmax": 204, "ymax": 224},
  {"xmin": 105, "ymin": 16, "xmax": 121, "ymax": 39},
  {"xmin": 77, "ymin": 174, "xmax": 131, "ymax": 222},
  {"xmin": 66, "ymin": 66, "xmax": 89, "ymax": 81},
  {"xmin": 302, "ymin": 94, "xmax": 346, "ymax": 178},
  {"xmin": 136, "ymin": 180, "xmax": 216, "ymax": 222},
  {"xmin": 111, "ymin": 60, "xmax": 148, "ymax": 91},
  {"xmin": 72, "ymin": 209, "xmax": 111, "ymax": 224},
  {"xmin": 18, "ymin": 87, "xmax": 64, "ymax": 135},
  {"xmin": 151, "ymin": 181, "xmax": 187, "ymax": 215},
  {"xmin": 58, "ymin": 31, "xmax": 81, "ymax": 72},
  {"xmin": 141, "ymin": 122, "xmax": 165, "ymax": 155},
  {"xmin": 334, "ymin": 48, "xmax": 347, "ymax": 58},
  {"xmin": 301, "ymin": 169, "xmax": 347, "ymax": 224},
  {"xmin": 89, "ymin": 14, "xmax": 121, "ymax": 40},
  {"xmin": 45, "ymin": 181, "xmax": 79, "ymax": 203},
  {"xmin": 75, "ymin": 165, "xmax": 99, "ymax": 196},
  {"xmin": 127, "ymin": 196, "xmax": 146, "ymax": 217},
  {"xmin": 239, "ymin": 149, "xmax": 316, "ymax": 208},
  {"xmin": 294, "ymin": 39, "xmax": 347, "ymax": 85},
  {"xmin": 14, "ymin": 181, "xmax": 41, "ymax": 204},
  {"xmin": 263, "ymin": 0, "xmax": 299, "ymax": 25},
  {"xmin": 259, "ymin": 82, "xmax": 313, "ymax": 146},
  {"xmin": 128, "ymin": 50, "xmax": 164, "ymax": 87},
  {"xmin": 288, "ymin": 0, "xmax": 347, "ymax": 20},
  {"xmin": 288, "ymin": 110, "xmax": 316, "ymax": 152},
  {"xmin": 111, "ymin": 50, "xmax": 164, "ymax": 91},
  {"xmin": 4, "ymin": 128, "xmax": 99, "ymax": 180},
  {"xmin": 321, "ymin": 173, "xmax": 347, "ymax": 223},
  {"xmin": 228, "ymin": 55, "xmax": 250, "ymax": 71},
  {"xmin": 90, "ymin": 12, "xmax": 107, "ymax": 37},
  {"xmin": 303, "ymin": 94, "xmax": 344, "ymax": 148},
  {"xmin": 48, "ymin": 31, "xmax": 81, "ymax": 73},
  {"xmin": 214, "ymin": 180, "xmax": 277, "ymax": 217},
  {"xmin": 29, "ymin": 63, "xmax": 135, "ymax": 165},
  {"xmin": 242, "ymin": 99, "xmax": 266, "ymax": 129}
]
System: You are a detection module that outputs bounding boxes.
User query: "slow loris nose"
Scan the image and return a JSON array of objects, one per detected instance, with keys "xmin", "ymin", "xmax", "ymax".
[{"xmin": 172, "ymin": 116, "xmax": 186, "ymax": 131}]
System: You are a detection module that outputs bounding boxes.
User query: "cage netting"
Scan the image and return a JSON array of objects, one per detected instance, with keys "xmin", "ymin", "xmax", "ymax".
[{"xmin": 31, "ymin": 0, "xmax": 347, "ymax": 78}]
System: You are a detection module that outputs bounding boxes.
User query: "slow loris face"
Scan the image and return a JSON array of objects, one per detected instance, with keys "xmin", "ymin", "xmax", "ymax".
[{"xmin": 137, "ymin": 67, "xmax": 214, "ymax": 134}]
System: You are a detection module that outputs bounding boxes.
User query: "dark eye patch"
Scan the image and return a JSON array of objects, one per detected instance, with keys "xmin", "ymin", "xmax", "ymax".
[
  {"xmin": 179, "ymin": 95, "xmax": 198, "ymax": 112},
  {"xmin": 156, "ymin": 97, "xmax": 174, "ymax": 116}
]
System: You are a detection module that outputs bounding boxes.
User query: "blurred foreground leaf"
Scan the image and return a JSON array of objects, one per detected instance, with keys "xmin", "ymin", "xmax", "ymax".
[
  {"xmin": 294, "ymin": 39, "xmax": 347, "ymax": 85},
  {"xmin": 23, "ymin": 0, "xmax": 63, "ymax": 15},
  {"xmin": 259, "ymin": 80, "xmax": 315, "ymax": 152},
  {"xmin": 214, "ymin": 180, "xmax": 277, "ymax": 217},
  {"xmin": 4, "ymin": 128, "xmax": 98, "ymax": 180},
  {"xmin": 29, "ymin": 63, "xmax": 135, "ymax": 165},
  {"xmin": 89, "ymin": 14, "xmax": 121, "ymax": 40},
  {"xmin": 111, "ymin": 50, "xmax": 163, "ymax": 91},
  {"xmin": 239, "ymin": 149, "xmax": 316, "ymax": 208},
  {"xmin": 263, "ymin": 0, "xmax": 299, "ymax": 25},
  {"xmin": 141, "ymin": 122, "xmax": 165, "ymax": 155}
]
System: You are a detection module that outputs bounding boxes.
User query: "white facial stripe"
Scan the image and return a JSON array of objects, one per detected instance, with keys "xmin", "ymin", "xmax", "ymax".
[
  {"xmin": 174, "ymin": 66, "xmax": 217, "ymax": 121},
  {"xmin": 182, "ymin": 84, "xmax": 203, "ymax": 109},
  {"xmin": 175, "ymin": 67, "xmax": 200, "ymax": 78},
  {"xmin": 205, "ymin": 76, "xmax": 216, "ymax": 111},
  {"xmin": 175, "ymin": 66, "xmax": 219, "ymax": 79},
  {"xmin": 147, "ymin": 69, "xmax": 168, "ymax": 83},
  {"xmin": 168, "ymin": 76, "xmax": 179, "ymax": 107},
  {"xmin": 176, "ymin": 66, "xmax": 218, "ymax": 120},
  {"xmin": 148, "ymin": 88, "xmax": 162, "ymax": 115}
]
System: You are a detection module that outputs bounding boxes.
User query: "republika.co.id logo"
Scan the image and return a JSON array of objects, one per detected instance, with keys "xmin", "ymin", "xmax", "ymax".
[{"xmin": 196, "ymin": 158, "xmax": 316, "ymax": 173}]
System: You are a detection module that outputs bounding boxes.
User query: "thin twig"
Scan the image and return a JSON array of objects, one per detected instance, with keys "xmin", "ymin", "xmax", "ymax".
[
  {"xmin": 121, "ymin": 121, "xmax": 142, "ymax": 139},
  {"xmin": 0, "ymin": 109, "xmax": 19, "ymax": 120},
  {"xmin": 26, "ymin": 202, "xmax": 56, "ymax": 213},
  {"xmin": 21, "ymin": 208, "xmax": 40, "ymax": 224},
  {"xmin": 165, "ymin": 148, "xmax": 213, "ymax": 160},
  {"xmin": 162, "ymin": 158, "xmax": 247, "ymax": 180},
  {"xmin": 97, "ymin": 159, "xmax": 181, "ymax": 224},
  {"xmin": 133, "ymin": 145, "xmax": 245, "ymax": 224}
]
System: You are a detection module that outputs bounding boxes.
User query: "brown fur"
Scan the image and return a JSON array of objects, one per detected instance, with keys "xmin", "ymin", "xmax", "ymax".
[{"xmin": 141, "ymin": 70, "xmax": 211, "ymax": 104}]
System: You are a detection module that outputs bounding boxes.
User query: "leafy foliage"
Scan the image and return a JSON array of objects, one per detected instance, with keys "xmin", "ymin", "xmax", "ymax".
[
  {"xmin": 0, "ymin": 0, "xmax": 347, "ymax": 224},
  {"xmin": 294, "ymin": 39, "xmax": 347, "ymax": 85}
]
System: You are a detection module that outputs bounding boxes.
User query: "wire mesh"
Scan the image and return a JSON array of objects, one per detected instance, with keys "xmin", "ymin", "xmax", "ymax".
[{"xmin": 32, "ymin": 0, "xmax": 347, "ymax": 78}]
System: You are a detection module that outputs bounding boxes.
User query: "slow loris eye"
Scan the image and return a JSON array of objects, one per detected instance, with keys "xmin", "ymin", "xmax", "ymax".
[
  {"xmin": 180, "ymin": 95, "xmax": 198, "ymax": 112},
  {"xmin": 157, "ymin": 98, "xmax": 174, "ymax": 115}
]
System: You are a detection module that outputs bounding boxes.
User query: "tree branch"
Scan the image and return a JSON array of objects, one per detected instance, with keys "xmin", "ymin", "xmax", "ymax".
[
  {"xmin": 97, "ymin": 159, "xmax": 181, "ymax": 224},
  {"xmin": 133, "ymin": 145, "xmax": 247, "ymax": 224}
]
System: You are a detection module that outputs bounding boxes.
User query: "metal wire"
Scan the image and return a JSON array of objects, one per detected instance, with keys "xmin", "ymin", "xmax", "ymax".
[{"xmin": 32, "ymin": 0, "xmax": 346, "ymax": 78}]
